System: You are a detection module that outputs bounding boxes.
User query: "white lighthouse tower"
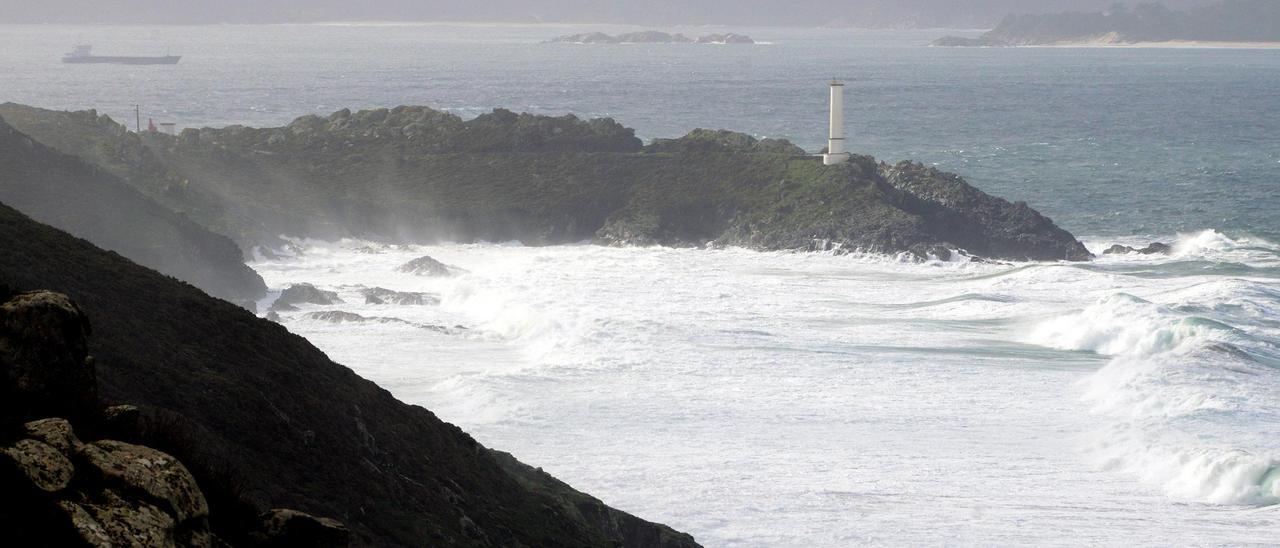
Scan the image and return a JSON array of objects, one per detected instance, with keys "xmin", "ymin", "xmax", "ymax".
[{"xmin": 823, "ymin": 79, "xmax": 851, "ymax": 165}]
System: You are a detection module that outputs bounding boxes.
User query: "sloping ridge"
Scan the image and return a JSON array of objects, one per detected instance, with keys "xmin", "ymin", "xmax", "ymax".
[
  {"xmin": 0, "ymin": 116, "xmax": 266, "ymax": 305},
  {"xmin": 0, "ymin": 202, "xmax": 698, "ymax": 547}
]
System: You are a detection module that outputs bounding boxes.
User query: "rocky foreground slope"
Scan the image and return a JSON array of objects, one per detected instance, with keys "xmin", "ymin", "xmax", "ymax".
[
  {"xmin": 1, "ymin": 104, "xmax": 1090, "ymax": 263},
  {"xmin": 0, "ymin": 202, "xmax": 698, "ymax": 547}
]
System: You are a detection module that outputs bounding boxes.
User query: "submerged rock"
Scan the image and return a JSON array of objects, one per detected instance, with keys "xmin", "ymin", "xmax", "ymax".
[
  {"xmin": 398, "ymin": 255, "xmax": 467, "ymax": 277},
  {"xmin": 303, "ymin": 310, "xmax": 454, "ymax": 333},
  {"xmin": 361, "ymin": 287, "xmax": 440, "ymax": 305},
  {"xmin": 272, "ymin": 283, "xmax": 343, "ymax": 310}
]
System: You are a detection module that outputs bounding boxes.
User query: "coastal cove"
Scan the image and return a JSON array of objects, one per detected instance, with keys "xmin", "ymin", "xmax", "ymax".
[{"xmin": 2, "ymin": 21, "xmax": 1279, "ymax": 547}]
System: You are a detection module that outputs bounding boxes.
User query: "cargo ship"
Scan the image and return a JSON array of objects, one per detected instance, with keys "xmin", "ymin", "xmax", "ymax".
[{"xmin": 62, "ymin": 45, "xmax": 180, "ymax": 65}]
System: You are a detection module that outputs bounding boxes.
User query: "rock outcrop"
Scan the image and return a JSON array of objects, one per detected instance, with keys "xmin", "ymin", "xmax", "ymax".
[
  {"xmin": 1103, "ymin": 242, "xmax": 1173, "ymax": 255},
  {"xmin": 399, "ymin": 255, "xmax": 467, "ymax": 277},
  {"xmin": 0, "ymin": 202, "xmax": 698, "ymax": 546},
  {"xmin": 360, "ymin": 287, "xmax": 438, "ymax": 305},
  {"xmin": 3, "ymin": 103, "xmax": 1088, "ymax": 262},
  {"xmin": 0, "ymin": 288, "xmax": 347, "ymax": 546},
  {"xmin": 271, "ymin": 283, "xmax": 342, "ymax": 311}
]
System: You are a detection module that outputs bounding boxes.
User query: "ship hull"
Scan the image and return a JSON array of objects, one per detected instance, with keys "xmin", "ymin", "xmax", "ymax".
[{"xmin": 63, "ymin": 55, "xmax": 181, "ymax": 65}]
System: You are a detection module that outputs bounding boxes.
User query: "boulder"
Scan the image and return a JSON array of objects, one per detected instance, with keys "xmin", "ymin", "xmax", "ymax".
[
  {"xmin": 398, "ymin": 255, "xmax": 466, "ymax": 277},
  {"xmin": 272, "ymin": 283, "xmax": 342, "ymax": 310},
  {"xmin": 1, "ymin": 438, "xmax": 75, "ymax": 493},
  {"xmin": 80, "ymin": 439, "xmax": 209, "ymax": 523},
  {"xmin": 1102, "ymin": 242, "xmax": 1172, "ymax": 255},
  {"xmin": 0, "ymin": 290, "xmax": 97, "ymax": 424},
  {"xmin": 66, "ymin": 491, "xmax": 179, "ymax": 547},
  {"xmin": 360, "ymin": 287, "xmax": 439, "ymax": 305},
  {"xmin": 1139, "ymin": 242, "xmax": 1172, "ymax": 255},
  {"xmin": 251, "ymin": 508, "xmax": 351, "ymax": 547},
  {"xmin": 908, "ymin": 243, "xmax": 956, "ymax": 262},
  {"xmin": 22, "ymin": 417, "xmax": 83, "ymax": 453}
]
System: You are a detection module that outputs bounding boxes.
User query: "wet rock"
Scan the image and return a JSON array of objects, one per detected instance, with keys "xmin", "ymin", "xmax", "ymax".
[
  {"xmin": 398, "ymin": 255, "xmax": 466, "ymax": 277},
  {"xmin": 908, "ymin": 243, "xmax": 955, "ymax": 262},
  {"xmin": 251, "ymin": 508, "xmax": 351, "ymax": 547},
  {"xmin": 1103, "ymin": 242, "xmax": 1172, "ymax": 255},
  {"xmin": 80, "ymin": 440, "xmax": 209, "ymax": 523},
  {"xmin": 272, "ymin": 283, "xmax": 342, "ymax": 310},
  {"xmin": 361, "ymin": 287, "xmax": 439, "ymax": 305},
  {"xmin": 2, "ymin": 438, "xmax": 74, "ymax": 493},
  {"xmin": 0, "ymin": 291, "xmax": 97, "ymax": 424},
  {"xmin": 303, "ymin": 310, "xmax": 371, "ymax": 324},
  {"xmin": 1139, "ymin": 242, "xmax": 1172, "ymax": 255},
  {"xmin": 22, "ymin": 417, "xmax": 82, "ymax": 454}
]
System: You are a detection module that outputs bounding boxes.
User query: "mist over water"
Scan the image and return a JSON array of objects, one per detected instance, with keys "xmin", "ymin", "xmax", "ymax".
[{"xmin": 5, "ymin": 22, "xmax": 1278, "ymax": 544}]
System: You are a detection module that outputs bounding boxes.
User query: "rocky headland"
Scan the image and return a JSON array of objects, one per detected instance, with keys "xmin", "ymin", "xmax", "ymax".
[
  {"xmin": 0, "ymin": 104, "xmax": 1090, "ymax": 265},
  {"xmin": 548, "ymin": 31, "xmax": 754, "ymax": 44},
  {"xmin": 934, "ymin": 0, "xmax": 1280, "ymax": 47},
  {"xmin": 0, "ymin": 202, "xmax": 700, "ymax": 546}
]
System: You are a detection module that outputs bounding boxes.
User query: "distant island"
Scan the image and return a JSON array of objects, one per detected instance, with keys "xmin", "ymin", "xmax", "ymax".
[
  {"xmin": 934, "ymin": 0, "xmax": 1280, "ymax": 47},
  {"xmin": 548, "ymin": 31, "xmax": 755, "ymax": 44}
]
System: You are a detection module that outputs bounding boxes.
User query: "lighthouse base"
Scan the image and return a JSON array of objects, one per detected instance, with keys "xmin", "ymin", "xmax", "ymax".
[{"xmin": 823, "ymin": 152, "xmax": 851, "ymax": 165}]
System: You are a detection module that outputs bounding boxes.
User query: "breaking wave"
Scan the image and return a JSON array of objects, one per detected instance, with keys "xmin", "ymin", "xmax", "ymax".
[{"xmin": 1029, "ymin": 278, "xmax": 1280, "ymax": 505}]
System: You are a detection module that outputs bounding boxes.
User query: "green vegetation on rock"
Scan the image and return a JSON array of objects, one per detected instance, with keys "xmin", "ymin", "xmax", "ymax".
[{"xmin": 3, "ymin": 103, "xmax": 1089, "ymax": 261}]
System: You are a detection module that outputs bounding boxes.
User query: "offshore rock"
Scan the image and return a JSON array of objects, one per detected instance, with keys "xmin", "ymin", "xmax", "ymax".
[
  {"xmin": 272, "ymin": 283, "xmax": 343, "ymax": 310},
  {"xmin": 1103, "ymin": 242, "xmax": 1172, "ymax": 255},
  {"xmin": 361, "ymin": 287, "xmax": 439, "ymax": 305},
  {"xmin": 399, "ymin": 255, "xmax": 467, "ymax": 277}
]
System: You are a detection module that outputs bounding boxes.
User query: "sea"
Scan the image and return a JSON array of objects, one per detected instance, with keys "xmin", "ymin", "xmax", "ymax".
[{"xmin": 2, "ymin": 23, "xmax": 1279, "ymax": 545}]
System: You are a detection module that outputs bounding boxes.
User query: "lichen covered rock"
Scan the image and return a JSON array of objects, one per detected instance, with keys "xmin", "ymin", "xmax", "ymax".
[{"xmin": 0, "ymin": 290, "xmax": 96, "ymax": 424}]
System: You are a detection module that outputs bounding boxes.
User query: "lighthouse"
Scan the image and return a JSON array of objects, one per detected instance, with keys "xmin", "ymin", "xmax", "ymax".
[{"xmin": 823, "ymin": 79, "xmax": 851, "ymax": 165}]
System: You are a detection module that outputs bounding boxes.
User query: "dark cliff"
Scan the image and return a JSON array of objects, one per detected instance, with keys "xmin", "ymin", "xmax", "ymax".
[
  {"xmin": 0, "ymin": 115, "xmax": 266, "ymax": 306},
  {"xmin": 0, "ymin": 202, "xmax": 698, "ymax": 547}
]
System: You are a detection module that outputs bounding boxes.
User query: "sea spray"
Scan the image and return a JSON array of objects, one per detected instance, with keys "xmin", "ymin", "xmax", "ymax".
[{"xmin": 1030, "ymin": 286, "xmax": 1280, "ymax": 505}]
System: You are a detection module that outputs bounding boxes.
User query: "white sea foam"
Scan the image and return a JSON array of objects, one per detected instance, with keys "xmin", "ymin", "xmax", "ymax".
[
  {"xmin": 1029, "ymin": 283, "xmax": 1280, "ymax": 505},
  {"xmin": 250, "ymin": 235, "xmax": 1280, "ymax": 545}
]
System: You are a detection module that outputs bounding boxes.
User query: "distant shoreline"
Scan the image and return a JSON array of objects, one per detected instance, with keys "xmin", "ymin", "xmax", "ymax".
[{"xmin": 1020, "ymin": 40, "xmax": 1280, "ymax": 50}]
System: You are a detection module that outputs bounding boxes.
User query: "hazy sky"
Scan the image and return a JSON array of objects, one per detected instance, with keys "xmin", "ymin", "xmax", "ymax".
[{"xmin": 1, "ymin": 0, "xmax": 1216, "ymax": 27}]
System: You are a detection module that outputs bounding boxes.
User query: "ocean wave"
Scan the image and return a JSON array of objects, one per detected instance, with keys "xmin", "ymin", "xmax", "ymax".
[{"xmin": 1029, "ymin": 288, "xmax": 1280, "ymax": 505}]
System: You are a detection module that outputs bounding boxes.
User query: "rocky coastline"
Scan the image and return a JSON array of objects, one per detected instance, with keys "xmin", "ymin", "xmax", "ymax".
[
  {"xmin": 548, "ymin": 31, "xmax": 754, "ymax": 44},
  {"xmin": 0, "ymin": 104, "xmax": 1090, "ymax": 274},
  {"xmin": 934, "ymin": 0, "xmax": 1280, "ymax": 47}
]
